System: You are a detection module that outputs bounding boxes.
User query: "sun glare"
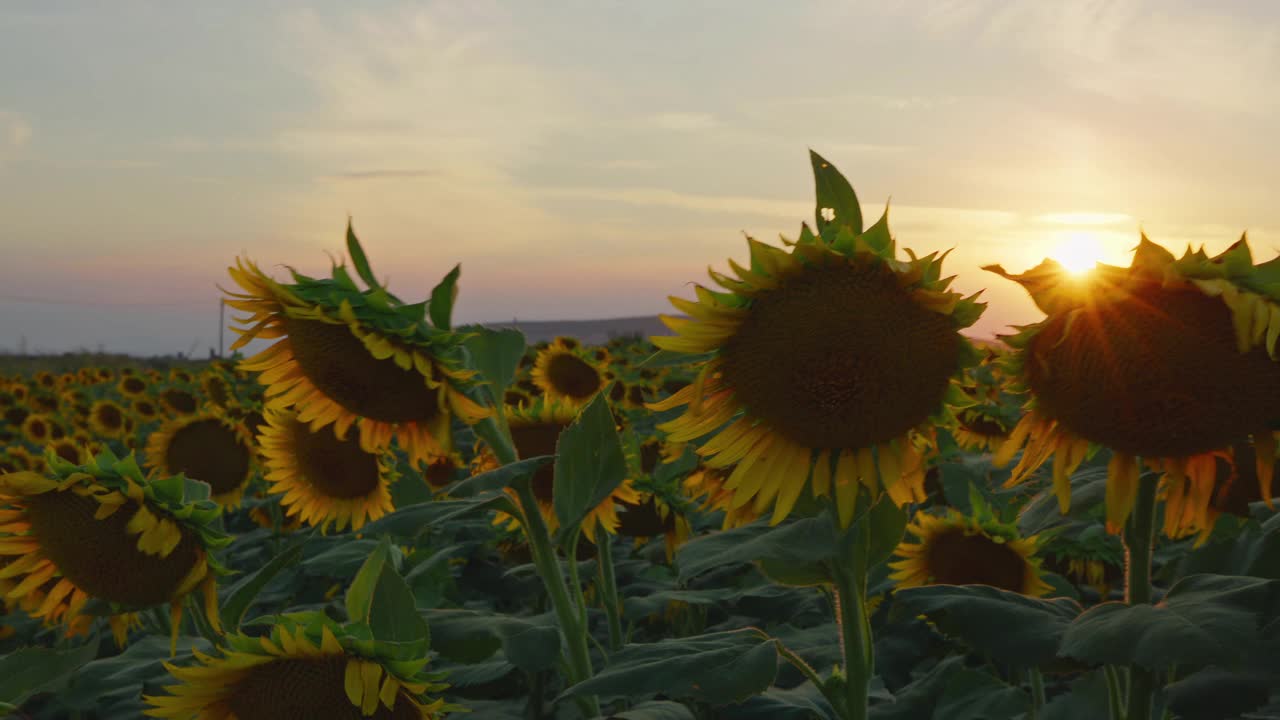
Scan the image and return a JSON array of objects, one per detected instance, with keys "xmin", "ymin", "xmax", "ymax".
[{"xmin": 1051, "ymin": 233, "xmax": 1106, "ymax": 275}]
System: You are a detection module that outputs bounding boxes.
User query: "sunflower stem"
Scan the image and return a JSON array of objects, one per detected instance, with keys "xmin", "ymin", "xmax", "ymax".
[
  {"xmin": 597, "ymin": 531, "xmax": 624, "ymax": 652},
  {"xmin": 831, "ymin": 515, "xmax": 874, "ymax": 720},
  {"xmin": 1028, "ymin": 667, "xmax": 1045, "ymax": 719},
  {"xmin": 1122, "ymin": 473, "xmax": 1159, "ymax": 720},
  {"xmin": 1104, "ymin": 666, "xmax": 1126, "ymax": 720},
  {"xmin": 515, "ymin": 483, "xmax": 599, "ymax": 717}
]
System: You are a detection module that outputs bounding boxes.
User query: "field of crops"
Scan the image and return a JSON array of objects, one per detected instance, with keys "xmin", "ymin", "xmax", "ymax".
[{"xmin": 0, "ymin": 154, "xmax": 1277, "ymax": 720}]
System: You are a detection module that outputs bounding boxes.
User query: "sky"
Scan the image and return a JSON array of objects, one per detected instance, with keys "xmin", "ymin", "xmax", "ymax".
[{"xmin": 1, "ymin": 1, "xmax": 1278, "ymax": 355}]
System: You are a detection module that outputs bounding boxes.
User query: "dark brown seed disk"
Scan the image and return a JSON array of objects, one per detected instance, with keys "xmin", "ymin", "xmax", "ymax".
[
  {"xmin": 283, "ymin": 318, "xmax": 443, "ymax": 424},
  {"xmin": 289, "ymin": 420, "xmax": 381, "ymax": 499},
  {"xmin": 719, "ymin": 259, "xmax": 961, "ymax": 450},
  {"xmin": 1027, "ymin": 283, "xmax": 1280, "ymax": 458},
  {"xmin": 25, "ymin": 492, "xmax": 200, "ymax": 607},
  {"xmin": 544, "ymin": 353, "xmax": 601, "ymax": 400},
  {"xmin": 164, "ymin": 419, "xmax": 251, "ymax": 495},
  {"xmin": 226, "ymin": 656, "xmax": 420, "ymax": 720},
  {"xmin": 924, "ymin": 529, "xmax": 1027, "ymax": 593}
]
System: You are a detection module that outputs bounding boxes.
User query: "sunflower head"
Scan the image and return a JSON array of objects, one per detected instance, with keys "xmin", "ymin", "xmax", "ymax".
[
  {"xmin": 259, "ymin": 407, "xmax": 399, "ymax": 532},
  {"xmin": 144, "ymin": 410, "xmax": 256, "ymax": 508},
  {"xmin": 485, "ymin": 400, "xmax": 641, "ymax": 541},
  {"xmin": 649, "ymin": 152, "xmax": 985, "ymax": 527},
  {"xmin": 0, "ymin": 450, "xmax": 229, "ymax": 650},
  {"xmin": 117, "ymin": 375, "xmax": 149, "ymax": 398},
  {"xmin": 224, "ymin": 224, "xmax": 490, "ymax": 466},
  {"xmin": 159, "ymin": 387, "xmax": 199, "ymax": 416},
  {"xmin": 531, "ymin": 338, "xmax": 607, "ymax": 408},
  {"xmin": 988, "ymin": 236, "xmax": 1280, "ymax": 532},
  {"xmin": 146, "ymin": 615, "xmax": 458, "ymax": 720},
  {"xmin": 89, "ymin": 399, "xmax": 129, "ymax": 438},
  {"xmin": 889, "ymin": 507, "xmax": 1051, "ymax": 596}
]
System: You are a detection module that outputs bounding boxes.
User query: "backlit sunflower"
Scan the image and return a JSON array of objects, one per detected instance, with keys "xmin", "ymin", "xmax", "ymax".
[
  {"xmin": 1160, "ymin": 440, "xmax": 1277, "ymax": 543},
  {"xmin": 223, "ymin": 226, "xmax": 489, "ymax": 466},
  {"xmin": 889, "ymin": 509, "xmax": 1051, "ymax": 596},
  {"xmin": 145, "ymin": 411, "xmax": 255, "ymax": 508},
  {"xmin": 531, "ymin": 338, "xmax": 606, "ymax": 408},
  {"xmin": 89, "ymin": 399, "xmax": 128, "ymax": 438},
  {"xmin": 484, "ymin": 401, "xmax": 641, "ymax": 541},
  {"xmin": 0, "ymin": 451, "xmax": 228, "ymax": 650},
  {"xmin": 258, "ymin": 407, "xmax": 398, "ymax": 532},
  {"xmin": 987, "ymin": 237, "xmax": 1280, "ymax": 533},
  {"xmin": 650, "ymin": 153, "xmax": 984, "ymax": 526},
  {"xmin": 146, "ymin": 617, "xmax": 454, "ymax": 719}
]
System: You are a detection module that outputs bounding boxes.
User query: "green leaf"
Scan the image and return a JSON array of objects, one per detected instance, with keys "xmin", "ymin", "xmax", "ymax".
[
  {"xmin": 596, "ymin": 700, "xmax": 697, "ymax": 719},
  {"xmin": 1041, "ymin": 671, "xmax": 1112, "ymax": 720},
  {"xmin": 930, "ymin": 668, "xmax": 1029, "ymax": 720},
  {"xmin": 677, "ymin": 516, "xmax": 840, "ymax": 581},
  {"xmin": 1163, "ymin": 667, "xmax": 1275, "ymax": 720},
  {"xmin": 53, "ymin": 636, "xmax": 213, "ymax": 713},
  {"xmin": 559, "ymin": 629, "xmax": 779, "ymax": 705},
  {"xmin": 810, "ymin": 150, "xmax": 862, "ymax": 236},
  {"xmin": 449, "ymin": 455, "xmax": 554, "ymax": 498},
  {"xmin": 462, "ymin": 326, "xmax": 527, "ymax": 404},
  {"xmin": 221, "ymin": 531, "xmax": 310, "ymax": 630},
  {"xmin": 1059, "ymin": 574, "xmax": 1280, "ymax": 670},
  {"xmin": 345, "ymin": 536, "xmax": 393, "ymax": 624},
  {"xmin": 346, "ymin": 220, "xmax": 379, "ymax": 290},
  {"xmin": 0, "ymin": 640, "xmax": 100, "ymax": 707},
  {"xmin": 553, "ymin": 392, "xmax": 627, "ymax": 536},
  {"xmin": 361, "ymin": 494, "xmax": 517, "ymax": 538},
  {"xmin": 429, "ymin": 264, "xmax": 461, "ymax": 330},
  {"xmin": 861, "ymin": 495, "xmax": 909, "ymax": 567},
  {"xmin": 893, "ymin": 585, "xmax": 1082, "ymax": 667},
  {"xmin": 728, "ymin": 682, "xmax": 839, "ymax": 719},
  {"xmin": 427, "ymin": 610, "xmax": 561, "ymax": 672},
  {"xmin": 366, "ymin": 555, "xmax": 431, "ymax": 658}
]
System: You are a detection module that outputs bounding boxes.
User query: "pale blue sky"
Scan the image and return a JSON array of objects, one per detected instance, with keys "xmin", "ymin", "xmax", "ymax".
[{"xmin": 2, "ymin": 1, "xmax": 1278, "ymax": 354}]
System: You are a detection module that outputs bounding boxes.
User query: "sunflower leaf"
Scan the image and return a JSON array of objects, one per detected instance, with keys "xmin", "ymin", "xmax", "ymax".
[
  {"xmin": 553, "ymin": 391, "xmax": 627, "ymax": 537},
  {"xmin": 810, "ymin": 150, "xmax": 862, "ymax": 237},
  {"xmin": 0, "ymin": 640, "xmax": 100, "ymax": 708},
  {"xmin": 1058, "ymin": 573, "xmax": 1280, "ymax": 670},
  {"xmin": 346, "ymin": 220, "xmax": 380, "ymax": 290},
  {"xmin": 892, "ymin": 585, "xmax": 1083, "ymax": 667},
  {"xmin": 220, "ymin": 531, "xmax": 311, "ymax": 631},
  {"xmin": 558, "ymin": 629, "xmax": 779, "ymax": 705},
  {"xmin": 429, "ymin": 264, "xmax": 462, "ymax": 330},
  {"xmin": 345, "ymin": 536, "xmax": 393, "ymax": 625},
  {"xmin": 677, "ymin": 515, "xmax": 840, "ymax": 582},
  {"xmin": 449, "ymin": 455, "xmax": 554, "ymax": 498},
  {"xmin": 461, "ymin": 326, "xmax": 527, "ymax": 403},
  {"xmin": 595, "ymin": 700, "xmax": 699, "ymax": 719}
]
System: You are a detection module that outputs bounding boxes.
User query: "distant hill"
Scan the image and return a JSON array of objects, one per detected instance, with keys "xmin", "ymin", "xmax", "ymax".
[{"xmin": 482, "ymin": 315, "xmax": 669, "ymax": 345}]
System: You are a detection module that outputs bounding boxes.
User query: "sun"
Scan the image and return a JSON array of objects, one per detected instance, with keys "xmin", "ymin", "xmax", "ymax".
[{"xmin": 1050, "ymin": 233, "xmax": 1106, "ymax": 275}]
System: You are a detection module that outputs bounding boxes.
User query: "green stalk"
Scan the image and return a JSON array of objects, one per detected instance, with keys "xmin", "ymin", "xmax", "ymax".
[
  {"xmin": 1028, "ymin": 667, "xmax": 1046, "ymax": 720},
  {"xmin": 1122, "ymin": 473, "xmax": 1160, "ymax": 720},
  {"xmin": 597, "ymin": 531, "xmax": 625, "ymax": 651},
  {"xmin": 831, "ymin": 516, "xmax": 873, "ymax": 720},
  {"xmin": 1104, "ymin": 666, "xmax": 1125, "ymax": 720},
  {"xmin": 515, "ymin": 483, "xmax": 599, "ymax": 717}
]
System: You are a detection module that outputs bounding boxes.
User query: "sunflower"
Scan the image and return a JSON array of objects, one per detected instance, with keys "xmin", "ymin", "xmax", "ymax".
[
  {"xmin": 160, "ymin": 388, "xmax": 199, "ymax": 416},
  {"xmin": 421, "ymin": 453, "xmax": 464, "ymax": 490},
  {"xmin": 650, "ymin": 154, "xmax": 984, "ymax": 527},
  {"xmin": 951, "ymin": 408, "xmax": 1011, "ymax": 453},
  {"xmin": 199, "ymin": 370, "xmax": 233, "ymax": 408},
  {"xmin": 258, "ymin": 407, "xmax": 398, "ymax": 532},
  {"xmin": 145, "ymin": 411, "xmax": 255, "ymax": 508},
  {"xmin": 682, "ymin": 465, "xmax": 760, "ymax": 529},
  {"xmin": 1160, "ymin": 440, "xmax": 1277, "ymax": 542},
  {"xmin": 117, "ymin": 375, "xmax": 148, "ymax": 398},
  {"xmin": 889, "ymin": 509, "xmax": 1051, "ymax": 596},
  {"xmin": 223, "ymin": 231, "xmax": 489, "ymax": 467},
  {"xmin": 20, "ymin": 413, "xmax": 53, "ymax": 445},
  {"xmin": 531, "ymin": 338, "xmax": 607, "ymax": 408},
  {"xmin": 133, "ymin": 398, "xmax": 161, "ymax": 422},
  {"xmin": 987, "ymin": 237, "xmax": 1280, "ymax": 533},
  {"xmin": 145, "ymin": 618, "xmax": 454, "ymax": 719},
  {"xmin": 615, "ymin": 494, "xmax": 691, "ymax": 561},
  {"xmin": 485, "ymin": 401, "xmax": 641, "ymax": 541},
  {"xmin": 89, "ymin": 399, "xmax": 128, "ymax": 438},
  {"xmin": 0, "ymin": 451, "xmax": 228, "ymax": 649}
]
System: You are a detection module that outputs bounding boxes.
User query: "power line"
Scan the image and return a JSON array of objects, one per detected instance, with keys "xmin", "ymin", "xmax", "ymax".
[{"xmin": 0, "ymin": 292, "xmax": 212, "ymax": 308}]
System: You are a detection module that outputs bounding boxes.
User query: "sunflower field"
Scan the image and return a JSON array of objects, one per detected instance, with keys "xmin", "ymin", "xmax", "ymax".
[{"xmin": 1, "ymin": 152, "xmax": 1278, "ymax": 720}]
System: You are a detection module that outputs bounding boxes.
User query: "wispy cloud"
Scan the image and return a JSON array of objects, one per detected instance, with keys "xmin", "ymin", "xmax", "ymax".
[
  {"xmin": 647, "ymin": 112, "xmax": 719, "ymax": 132},
  {"xmin": 324, "ymin": 169, "xmax": 439, "ymax": 181}
]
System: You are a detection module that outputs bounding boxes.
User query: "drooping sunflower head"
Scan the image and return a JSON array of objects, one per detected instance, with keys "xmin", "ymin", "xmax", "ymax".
[
  {"xmin": 531, "ymin": 338, "xmax": 606, "ymax": 408},
  {"xmin": 484, "ymin": 400, "xmax": 641, "ymax": 541},
  {"xmin": 89, "ymin": 399, "xmax": 128, "ymax": 438},
  {"xmin": 0, "ymin": 450, "xmax": 229, "ymax": 649},
  {"xmin": 950, "ymin": 407, "xmax": 1013, "ymax": 453},
  {"xmin": 889, "ymin": 508, "xmax": 1051, "ymax": 597},
  {"xmin": 649, "ymin": 152, "xmax": 985, "ymax": 527},
  {"xmin": 146, "ymin": 617, "xmax": 455, "ymax": 719},
  {"xmin": 258, "ymin": 407, "xmax": 398, "ymax": 533},
  {"xmin": 988, "ymin": 236, "xmax": 1280, "ymax": 532},
  {"xmin": 224, "ymin": 224, "xmax": 489, "ymax": 466},
  {"xmin": 144, "ymin": 410, "xmax": 255, "ymax": 508}
]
